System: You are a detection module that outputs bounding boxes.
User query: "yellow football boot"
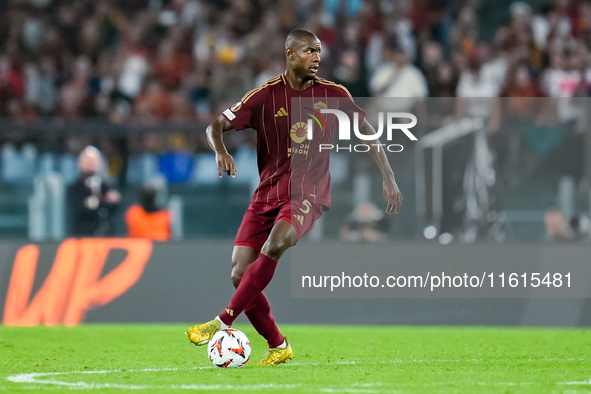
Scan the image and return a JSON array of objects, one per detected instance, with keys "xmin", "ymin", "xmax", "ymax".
[
  {"xmin": 185, "ymin": 319, "xmax": 221, "ymax": 345},
  {"xmin": 253, "ymin": 337, "xmax": 293, "ymax": 366}
]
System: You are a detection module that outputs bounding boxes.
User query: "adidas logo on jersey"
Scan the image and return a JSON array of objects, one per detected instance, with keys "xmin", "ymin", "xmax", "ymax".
[{"xmin": 275, "ymin": 107, "xmax": 288, "ymax": 117}]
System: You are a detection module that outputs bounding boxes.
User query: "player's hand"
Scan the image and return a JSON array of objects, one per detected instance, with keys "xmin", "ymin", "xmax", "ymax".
[
  {"xmin": 383, "ymin": 177, "xmax": 402, "ymax": 214},
  {"xmin": 216, "ymin": 151, "xmax": 238, "ymax": 178}
]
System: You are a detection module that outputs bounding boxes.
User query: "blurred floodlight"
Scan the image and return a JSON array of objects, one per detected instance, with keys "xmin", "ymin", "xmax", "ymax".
[
  {"xmin": 439, "ymin": 232, "xmax": 453, "ymax": 245},
  {"xmin": 423, "ymin": 225, "xmax": 437, "ymax": 240}
]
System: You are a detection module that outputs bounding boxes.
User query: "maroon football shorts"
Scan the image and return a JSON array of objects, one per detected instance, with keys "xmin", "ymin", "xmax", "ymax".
[{"xmin": 234, "ymin": 199, "xmax": 325, "ymax": 251}]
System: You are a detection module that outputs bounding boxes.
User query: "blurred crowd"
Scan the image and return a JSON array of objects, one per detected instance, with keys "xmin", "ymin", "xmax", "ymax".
[
  {"xmin": 1, "ymin": 0, "xmax": 591, "ymax": 126},
  {"xmin": 2, "ymin": 0, "xmax": 591, "ymax": 241},
  {"xmin": 1, "ymin": 0, "xmax": 591, "ymax": 193}
]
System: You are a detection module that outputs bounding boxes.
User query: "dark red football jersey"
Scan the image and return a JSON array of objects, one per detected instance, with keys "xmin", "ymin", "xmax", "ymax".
[{"xmin": 222, "ymin": 74, "xmax": 365, "ymax": 209}]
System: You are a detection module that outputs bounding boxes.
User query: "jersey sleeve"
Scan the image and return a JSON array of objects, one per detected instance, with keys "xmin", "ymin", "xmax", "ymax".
[
  {"xmin": 335, "ymin": 85, "xmax": 366, "ymax": 125},
  {"xmin": 222, "ymin": 88, "xmax": 264, "ymax": 131}
]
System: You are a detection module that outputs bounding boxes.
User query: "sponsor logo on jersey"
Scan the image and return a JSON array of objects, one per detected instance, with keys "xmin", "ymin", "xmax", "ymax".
[
  {"xmin": 288, "ymin": 143, "xmax": 310, "ymax": 158},
  {"xmin": 289, "ymin": 122, "xmax": 311, "ymax": 158},
  {"xmin": 223, "ymin": 109, "xmax": 236, "ymax": 120},
  {"xmin": 290, "ymin": 121, "xmax": 308, "ymax": 144}
]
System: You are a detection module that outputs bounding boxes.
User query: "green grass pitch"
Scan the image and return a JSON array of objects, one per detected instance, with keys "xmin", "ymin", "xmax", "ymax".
[{"xmin": 1, "ymin": 324, "xmax": 590, "ymax": 393}]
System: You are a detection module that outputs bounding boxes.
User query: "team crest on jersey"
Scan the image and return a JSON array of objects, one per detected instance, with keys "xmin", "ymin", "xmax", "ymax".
[
  {"xmin": 314, "ymin": 101, "xmax": 327, "ymax": 111},
  {"xmin": 231, "ymin": 102, "xmax": 242, "ymax": 112}
]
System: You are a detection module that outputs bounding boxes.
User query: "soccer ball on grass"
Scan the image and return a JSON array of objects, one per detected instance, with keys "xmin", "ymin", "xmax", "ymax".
[{"xmin": 207, "ymin": 329, "xmax": 251, "ymax": 368}]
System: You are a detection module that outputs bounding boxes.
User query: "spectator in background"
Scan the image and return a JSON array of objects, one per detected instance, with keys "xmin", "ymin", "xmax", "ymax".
[
  {"xmin": 186, "ymin": 64, "xmax": 212, "ymax": 123},
  {"xmin": 544, "ymin": 208, "xmax": 591, "ymax": 242},
  {"xmin": 481, "ymin": 28, "xmax": 512, "ymax": 90},
  {"xmin": 134, "ymin": 79, "xmax": 173, "ymax": 122},
  {"xmin": 59, "ymin": 57, "xmax": 95, "ymax": 119},
  {"xmin": 153, "ymin": 38, "xmax": 191, "ymax": 90},
  {"xmin": 158, "ymin": 134, "xmax": 194, "ymax": 184},
  {"xmin": 432, "ymin": 62, "xmax": 458, "ymax": 98},
  {"xmin": 170, "ymin": 92, "xmax": 194, "ymax": 123},
  {"xmin": 0, "ymin": 56, "xmax": 23, "ymax": 116},
  {"xmin": 456, "ymin": 54, "xmax": 502, "ymax": 108},
  {"xmin": 496, "ymin": 64, "xmax": 549, "ymax": 185},
  {"xmin": 369, "ymin": 38, "xmax": 428, "ymax": 112},
  {"xmin": 125, "ymin": 183, "xmax": 171, "ymax": 241},
  {"xmin": 456, "ymin": 53, "xmax": 502, "ymax": 133},
  {"xmin": 569, "ymin": 214, "xmax": 591, "ymax": 242},
  {"xmin": 450, "ymin": 6, "xmax": 480, "ymax": 53},
  {"xmin": 340, "ymin": 202, "xmax": 388, "ymax": 243},
  {"xmin": 421, "ymin": 61, "xmax": 458, "ymax": 128},
  {"xmin": 544, "ymin": 208, "xmax": 568, "ymax": 242},
  {"xmin": 333, "ymin": 48, "xmax": 369, "ymax": 97},
  {"xmin": 67, "ymin": 146, "xmax": 121, "ymax": 236},
  {"xmin": 254, "ymin": 60, "xmax": 284, "ymax": 88},
  {"xmin": 541, "ymin": 49, "xmax": 579, "ymax": 98},
  {"xmin": 540, "ymin": 46, "xmax": 587, "ymax": 180},
  {"xmin": 420, "ymin": 41, "xmax": 444, "ymax": 95},
  {"xmin": 23, "ymin": 62, "xmax": 40, "ymax": 111},
  {"xmin": 4, "ymin": 0, "xmax": 591, "ymax": 134},
  {"xmin": 116, "ymin": 25, "xmax": 150, "ymax": 102},
  {"xmin": 37, "ymin": 56, "xmax": 58, "ymax": 116},
  {"xmin": 501, "ymin": 63, "xmax": 545, "ymax": 101},
  {"xmin": 540, "ymin": 48, "xmax": 587, "ymax": 124}
]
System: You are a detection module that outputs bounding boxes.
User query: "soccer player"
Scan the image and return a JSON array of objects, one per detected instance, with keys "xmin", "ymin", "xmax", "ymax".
[{"xmin": 186, "ymin": 29, "xmax": 402, "ymax": 366}]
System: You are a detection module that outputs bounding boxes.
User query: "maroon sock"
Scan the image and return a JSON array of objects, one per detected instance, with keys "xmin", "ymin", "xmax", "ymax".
[
  {"xmin": 244, "ymin": 292, "xmax": 284, "ymax": 348},
  {"xmin": 219, "ymin": 253, "xmax": 278, "ymax": 326}
]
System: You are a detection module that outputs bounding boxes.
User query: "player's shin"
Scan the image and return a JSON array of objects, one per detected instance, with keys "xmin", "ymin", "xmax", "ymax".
[
  {"xmin": 219, "ymin": 253, "xmax": 278, "ymax": 326},
  {"xmin": 244, "ymin": 292, "xmax": 284, "ymax": 348}
]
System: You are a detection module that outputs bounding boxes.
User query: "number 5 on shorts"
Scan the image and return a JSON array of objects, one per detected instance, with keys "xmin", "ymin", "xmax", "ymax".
[
  {"xmin": 293, "ymin": 200, "xmax": 312, "ymax": 225},
  {"xmin": 300, "ymin": 200, "xmax": 311, "ymax": 214}
]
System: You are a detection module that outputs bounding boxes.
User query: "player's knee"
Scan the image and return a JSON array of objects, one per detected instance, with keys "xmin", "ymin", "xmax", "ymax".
[
  {"xmin": 261, "ymin": 238, "xmax": 290, "ymax": 260},
  {"xmin": 230, "ymin": 266, "xmax": 244, "ymax": 288}
]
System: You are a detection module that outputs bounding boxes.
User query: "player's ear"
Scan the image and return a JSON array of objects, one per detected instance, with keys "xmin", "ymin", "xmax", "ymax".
[{"xmin": 286, "ymin": 48, "xmax": 294, "ymax": 60}]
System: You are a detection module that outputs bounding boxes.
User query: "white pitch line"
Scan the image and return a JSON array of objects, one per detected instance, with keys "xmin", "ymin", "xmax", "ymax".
[
  {"xmin": 561, "ymin": 380, "xmax": 591, "ymax": 385},
  {"xmin": 6, "ymin": 360, "xmax": 588, "ymax": 392},
  {"xmin": 287, "ymin": 358, "xmax": 482, "ymax": 366},
  {"xmin": 319, "ymin": 389, "xmax": 404, "ymax": 394},
  {"xmin": 6, "ymin": 366, "xmax": 309, "ymax": 391},
  {"xmin": 564, "ymin": 391, "xmax": 591, "ymax": 394},
  {"xmin": 4, "ymin": 364, "xmax": 390, "ymax": 393}
]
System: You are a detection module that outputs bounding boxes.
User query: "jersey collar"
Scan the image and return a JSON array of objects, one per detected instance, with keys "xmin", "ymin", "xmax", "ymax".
[{"xmin": 281, "ymin": 73, "xmax": 316, "ymax": 91}]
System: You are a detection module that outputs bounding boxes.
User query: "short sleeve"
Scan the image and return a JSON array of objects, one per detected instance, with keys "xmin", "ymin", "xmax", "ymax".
[
  {"xmin": 336, "ymin": 85, "xmax": 366, "ymax": 125},
  {"xmin": 222, "ymin": 89, "xmax": 264, "ymax": 131}
]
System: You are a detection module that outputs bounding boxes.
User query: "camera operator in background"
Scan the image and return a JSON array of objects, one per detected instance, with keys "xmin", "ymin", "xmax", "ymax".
[
  {"xmin": 125, "ymin": 183, "xmax": 171, "ymax": 241},
  {"xmin": 67, "ymin": 146, "xmax": 121, "ymax": 236}
]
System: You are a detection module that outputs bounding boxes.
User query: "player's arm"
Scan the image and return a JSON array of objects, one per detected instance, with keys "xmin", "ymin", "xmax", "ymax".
[
  {"xmin": 206, "ymin": 115, "xmax": 237, "ymax": 178},
  {"xmin": 359, "ymin": 118, "xmax": 403, "ymax": 214}
]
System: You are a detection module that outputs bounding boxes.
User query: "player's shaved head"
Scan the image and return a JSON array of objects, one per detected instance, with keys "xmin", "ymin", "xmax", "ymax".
[
  {"xmin": 285, "ymin": 28, "xmax": 321, "ymax": 83},
  {"xmin": 285, "ymin": 29, "xmax": 318, "ymax": 50}
]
